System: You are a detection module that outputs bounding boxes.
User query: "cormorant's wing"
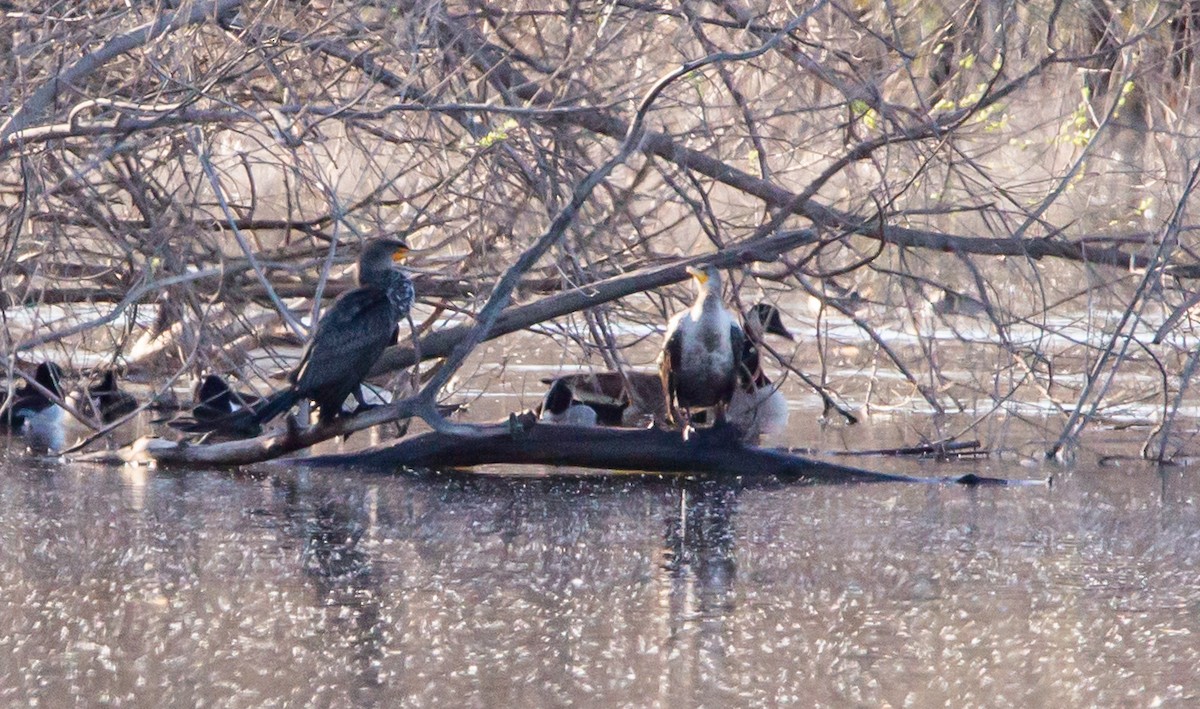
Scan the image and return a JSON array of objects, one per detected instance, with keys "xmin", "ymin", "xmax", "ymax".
[
  {"xmin": 659, "ymin": 321, "xmax": 683, "ymax": 421},
  {"xmin": 292, "ymin": 287, "xmax": 398, "ymax": 397}
]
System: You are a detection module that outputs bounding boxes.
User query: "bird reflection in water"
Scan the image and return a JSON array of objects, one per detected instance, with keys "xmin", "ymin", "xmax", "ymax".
[
  {"xmin": 660, "ymin": 479, "xmax": 740, "ymax": 700},
  {"xmin": 663, "ymin": 480, "xmax": 739, "ymax": 617},
  {"xmin": 304, "ymin": 498, "xmax": 370, "ymax": 579},
  {"xmin": 299, "ymin": 492, "xmax": 387, "ymax": 691}
]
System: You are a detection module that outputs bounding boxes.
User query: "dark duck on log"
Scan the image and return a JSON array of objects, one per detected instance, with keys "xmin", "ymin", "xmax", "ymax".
[
  {"xmin": 245, "ymin": 238, "xmax": 414, "ymax": 429},
  {"xmin": 165, "ymin": 374, "xmax": 263, "ymax": 437},
  {"xmin": 659, "ymin": 265, "xmax": 744, "ymax": 434}
]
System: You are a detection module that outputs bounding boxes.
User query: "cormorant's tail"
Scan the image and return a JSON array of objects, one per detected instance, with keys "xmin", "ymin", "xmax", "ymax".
[{"xmin": 248, "ymin": 388, "xmax": 300, "ymax": 426}]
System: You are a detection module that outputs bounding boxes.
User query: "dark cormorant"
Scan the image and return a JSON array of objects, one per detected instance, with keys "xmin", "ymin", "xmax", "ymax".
[
  {"xmin": 248, "ymin": 238, "xmax": 413, "ymax": 428},
  {"xmin": 659, "ymin": 265, "xmax": 744, "ymax": 430},
  {"xmin": 89, "ymin": 370, "xmax": 138, "ymax": 423}
]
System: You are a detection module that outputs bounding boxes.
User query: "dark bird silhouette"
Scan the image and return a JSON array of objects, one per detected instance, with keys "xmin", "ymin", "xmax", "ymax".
[
  {"xmin": 1, "ymin": 362, "xmax": 65, "ymax": 428},
  {"xmin": 88, "ymin": 370, "xmax": 138, "ymax": 423},
  {"xmin": 1, "ymin": 362, "xmax": 67, "ymax": 451},
  {"xmin": 246, "ymin": 238, "xmax": 414, "ymax": 428},
  {"xmin": 165, "ymin": 374, "xmax": 263, "ymax": 437}
]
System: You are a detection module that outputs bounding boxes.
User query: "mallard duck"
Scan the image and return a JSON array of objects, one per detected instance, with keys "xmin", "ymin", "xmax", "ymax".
[
  {"xmin": 725, "ymin": 303, "xmax": 794, "ymax": 438},
  {"xmin": 538, "ymin": 378, "xmax": 598, "ymax": 426},
  {"xmin": 2, "ymin": 362, "xmax": 67, "ymax": 452},
  {"xmin": 88, "ymin": 370, "xmax": 138, "ymax": 423},
  {"xmin": 659, "ymin": 265, "xmax": 744, "ymax": 431},
  {"xmin": 539, "ymin": 370, "xmax": 659, "ymax": 426}
]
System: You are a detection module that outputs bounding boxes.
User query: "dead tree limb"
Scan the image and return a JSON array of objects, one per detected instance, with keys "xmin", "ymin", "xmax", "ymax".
[
  {"xmin": 285, "ymin": 420, "xmax": 1019, "ymax": 486},
  {"xmin": 371, "ymin": 228, "xmax": 819, "ymax": 373},
  {"xmin": 210, "ymin": 15, "xmax": 1178, "ymax": 274},
  {"xmin": 402, "ymin": 11, "xmax": 824, "ymax": 433},
  {"xmin": 0, "ymin": 0, "xmax": 246, "ymax": 143}
]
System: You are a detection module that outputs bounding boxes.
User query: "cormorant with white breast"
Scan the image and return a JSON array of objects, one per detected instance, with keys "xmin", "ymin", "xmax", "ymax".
[
  {"xmin": 659, "ymin": 265, "xmax": 744, "ymax": 433},
  {"xmin": 246, "ymin": 238, "xmax": 414, "ymax": 429}
]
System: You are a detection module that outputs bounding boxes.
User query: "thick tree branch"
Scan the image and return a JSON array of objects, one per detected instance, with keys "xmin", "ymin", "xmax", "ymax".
[
  {"xmin": 372, "ymin": 228, "xmax": 819, "ymax": 373},
  {"xmin": 286, "ymin": 419, "xmax": 1019, "ymax": 487}
]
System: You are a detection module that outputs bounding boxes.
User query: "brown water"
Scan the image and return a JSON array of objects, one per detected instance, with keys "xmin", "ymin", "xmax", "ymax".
[
  {"xmin": 1, "ymin": 434, "xmax": 1198, "ymax": 707},
  {"xmin": 4, "ymin": 302, "xmax": 1199, "ymax": 706}
]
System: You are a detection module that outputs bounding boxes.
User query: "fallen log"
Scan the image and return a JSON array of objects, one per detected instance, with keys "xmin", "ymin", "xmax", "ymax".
[
  {"xmin": 73, "ymin": 396, "xmax": 423, "ymax": 467},
  {"xmin": 285, "ymin": 417, "xmax": 1023, "ymax": 486}
]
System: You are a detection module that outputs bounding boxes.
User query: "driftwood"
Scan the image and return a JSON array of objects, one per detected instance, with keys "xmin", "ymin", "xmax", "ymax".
[
  {"xmin": 74, "ymin": 397, "xmax": 423, "ymax": 467},
  {"xmin": 73, "ymin": 406, "xmax": 1029, "ymax": 487},
  {"xmin": 828, "ymin": 439, "xmax": 988, "ymax": 460},
  {"xmin": 283, "ymin": 417, "xmax": 1021, "ymax": 486}
]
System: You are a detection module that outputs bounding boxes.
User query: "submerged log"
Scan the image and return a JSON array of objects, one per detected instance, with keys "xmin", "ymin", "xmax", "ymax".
[{"xmin": 288, "ymin": 417, "xmax": 1017, "ymax": 486}]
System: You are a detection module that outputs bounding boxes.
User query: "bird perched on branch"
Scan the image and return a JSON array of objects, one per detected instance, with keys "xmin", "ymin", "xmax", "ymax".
[
  {"xmin": 659, "ymin": 265, "xmax": 744, "ymax": 434},
  {"xmin": 245, "ymin": 238, "xmax": 414, "ymax": 429},
  {"xmin": 544, "ymin": 302, "xmax": 794, "ymax": 435}
]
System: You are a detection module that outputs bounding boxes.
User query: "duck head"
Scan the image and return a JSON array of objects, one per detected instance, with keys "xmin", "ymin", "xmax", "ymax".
[{"xmin": 746, "ymin": 303, "xmax": 794, "ymax": 341}]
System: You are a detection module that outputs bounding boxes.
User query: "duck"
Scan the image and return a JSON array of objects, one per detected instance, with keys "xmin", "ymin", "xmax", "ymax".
[
  {"xmin": 538, "ymin": 378, "xmax": 598, "ymax": 426},
  {"xmin": 2, "ymin": 362, "xmax": 67, "ymax": 452},
  {"xmin": 539, "ymin": 370, "xmax": 660, "ymax": 427},
  {"xmin": 544, "ymin": 302, "xmax": 795, "ymax": 434},
  {"xmin": 165, "ymin": 374, "xmax": 263, "ymax": 437},
  {"xmin": 88, "ymin": 369, "xmax": 139, "ymax": 423},
  {"xmin": 724, "ymin": 303, "xmax": 794, "ymax": 438},
  {"xmin": 659, "ymin": 265, "xmax": 744, "ymax": 431},
  {"xmin": 931, "ymin": 287, "xmax": 988, "ymax": 317}
]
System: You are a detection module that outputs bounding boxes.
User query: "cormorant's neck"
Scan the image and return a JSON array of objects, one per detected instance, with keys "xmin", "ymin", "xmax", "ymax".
[
  {"xmin": 692, "ymin": 284, "xmax": 722, "ymax": 316},
  {"xmin": 359, "ymin": 263, "xmax": 401, "ymax": 288}
]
